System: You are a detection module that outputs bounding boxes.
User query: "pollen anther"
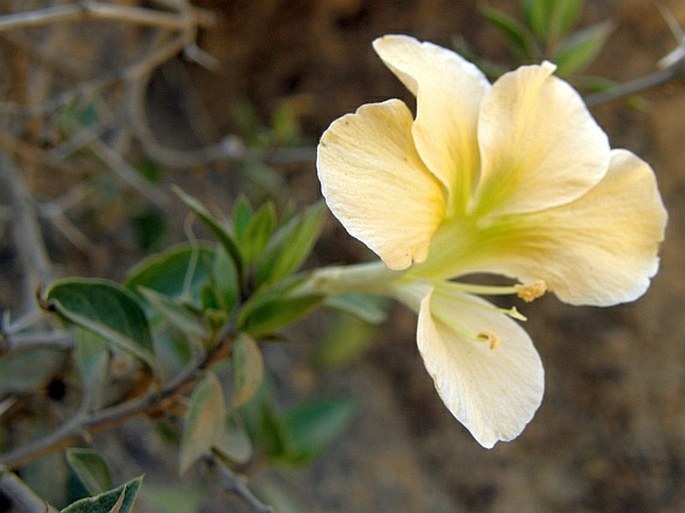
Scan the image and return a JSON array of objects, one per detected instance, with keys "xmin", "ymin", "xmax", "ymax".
[
  {"xmin": 477, "ymin": 330, "xmax": 501, "ymax": 350},
  {"xmin": 514, "ymin": 280, "xmax": 547, "ymax": 303}
]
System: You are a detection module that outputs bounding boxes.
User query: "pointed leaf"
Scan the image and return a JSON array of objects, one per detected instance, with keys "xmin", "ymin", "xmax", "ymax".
[
  {"xmin": 238, "ymin": 293, "xmax": 322, "ymax": 339},
  {"xmin": 552, "ymin": 21, "xmax": 613, "ymax": 76},
  {"xmin": 179, "ymin": 371, "xmax": 226, "ymax": 475},
  {"xmin": 314, "ymin": 312, "xmax": 378, "ymax": 369},
  {"xmin": 231, "ymin": 195, "xmax": 254, "ymax": 241},
  {"xmin": 59, "ymin": 476, "xmax": 142, "ymax": 513},
  {"xmin": 231, "ymin": 334, "xmax": 264, "ymax": 409},
  {"xmin": 0, "ymin": 347, "xmax": 64, "ymax": 394},
  {"xmin": 125, "ymin": 243, "xmax": 214, "ymax": 304},
  {"xmin": 239, "ymin": 202, "xmax": 276, "ymax": 264},
  {"xmin": 65, "ymin": 448, "xmax": 113, "ymax": 496},
  {"xmin": 479, "ymin": 4, "xmax": 538, "ymax": 59},
  {"xmin": 213, "ymin": 412, "xmax": 253, "ymax": 464},
  {"xmin": 173, "ymin": 186, "xmax": 243, "ymax": 274},
  {"xmin": 323, "ymin": 293, "xmax": 388, "ymax": 324},
  {"xmin": 45, "ymin": 279, "xmax": 154, "ymax": 368},
  {"xmin": 73, "ymin": 329, "xmax": 110, "ymax": 410},
  {"xmin": 137, "ymin": 286, "xmax": 208, "ymax": 341},
  {"xmin": 281, "ymin": 398, "xmax": 356, "ymax": 466},
  {"xmin": 255, "ymin": 202, "xmax": 326, "ymax": 288},
  {"xmin": 212, "ymin": 245, "xmax": 239, "ymax": 313}
]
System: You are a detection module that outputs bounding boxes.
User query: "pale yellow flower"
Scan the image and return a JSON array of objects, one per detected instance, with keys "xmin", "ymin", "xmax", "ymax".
[{"xmin": 315, "ymin": 35, "xmax": 667, "ymax": 447}]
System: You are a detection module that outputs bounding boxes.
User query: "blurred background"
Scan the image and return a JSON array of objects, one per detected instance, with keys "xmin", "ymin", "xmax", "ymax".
[{"xmin": 1, "ymin": 1, "xmax": 685, "ymax": 512}]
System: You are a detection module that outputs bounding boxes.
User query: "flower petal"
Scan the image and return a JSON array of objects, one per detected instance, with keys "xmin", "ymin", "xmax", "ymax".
[
  {"xmin": 474, "ymin": 62, "xmax": 610, "ymax": 216},
  {"xmin": 373, "ymin": 35, "xmax": 490, "ymax": 211},
  {"xmin": 432, "ymin": 150, "xmax": 666, "ymax": 306},
  {"xmin": 317, "ymin": 99, "xmax": 445, "ymax": 270},
  {"xmin": 416, "ymin": 284, "xmax": 544, "ymax": 448}
]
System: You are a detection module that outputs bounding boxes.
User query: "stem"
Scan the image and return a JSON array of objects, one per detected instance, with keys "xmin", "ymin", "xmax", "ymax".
[
  {"xmin": 0, "ymin": 1, "xmax": 215, "ymax": 32},
  {"xmin": 206, "ymin": 455, "xmax": 275, "ymax": 513},
  {"xmin": 300, "ymin": 261, "xmax": 399, "ymax": 297},
  {"xmin": 0, "ymin": 468, "xmax": 58, "ymax": 513},
  {"xmin": 0, "ymin": 150, "xmax": 53, "ymax": 314},
  {"xmin": 0, "ymin": 335, "xmax": 235, "ymax": 470},
  {"xmin": 585, "ymin": 65, "xmax": 680, "ymax": 107}
]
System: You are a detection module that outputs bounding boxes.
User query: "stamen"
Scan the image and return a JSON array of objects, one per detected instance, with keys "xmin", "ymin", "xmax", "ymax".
[
  {"xmin": 514, "ymin": 280, "xmax": 547, "ymax": 303},
  {"xmin": 477, "ymin": 330, "xmax": 501, "ymax": 350}
]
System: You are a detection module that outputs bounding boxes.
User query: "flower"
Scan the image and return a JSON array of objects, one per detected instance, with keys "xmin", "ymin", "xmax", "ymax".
[{"xmin": 314, "ymin": 34, "xmax": 667, "ymax": 448}]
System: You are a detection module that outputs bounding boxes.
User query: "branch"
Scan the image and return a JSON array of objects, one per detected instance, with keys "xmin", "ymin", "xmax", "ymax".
[
  {"xmin": 206, "ymin": 455, "xmax": 275, "ymax": 513},
  {"xmin": 0, "ymin": 335, "xmax": 235, "ymax": 470},
  {"xmin": 0, "ymin": 150, "xmax": 53, "ymax": 314},
  {"xmin": 585, "ymin": 65, "xmax": 680, "ymax": 107},
  {"xmin": 0, "ymin": 467, "xmax": 59, "ymax": 513},
  {"xmin": 0, "ymin": 1, "xmax": 216, "ymax": 32}
]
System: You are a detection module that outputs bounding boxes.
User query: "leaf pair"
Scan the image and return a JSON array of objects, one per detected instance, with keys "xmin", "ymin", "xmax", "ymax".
[{"xmin": 179, "ymin": 335, "xmax": 263, "ymax": 474}]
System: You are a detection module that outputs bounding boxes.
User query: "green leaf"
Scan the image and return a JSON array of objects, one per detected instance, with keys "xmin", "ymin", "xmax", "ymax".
[
  {"xmin": 173, "ymin": 186, "xmax": 244, "ymax": 275},
  {"xmin": 125, "ymin": 243, "xmax": 214, "ymax": 305},
  {"xmin": 60, "ymin": 476, "xmax": 142, "ymax": 513},
  {"xmin": 141, "ymin": 484, "xmax": 203, "ymax": 513},
  {"xmin": 552, "ymin": 21, "xmax": 613, "ymax": 76},
  {"xmin": 45, "ymin": 279, "xmax": 155, "ymax": 369},
  {"xmin": 255, "ymin": 202, "xmax": 326, "ymax": 288},
  {"xmin": 73, "ymin": 329, "xmax": 110, "ymax": 410},
  {"xmin": 522, "ymin": 0, "xmax": 584, "ymax": 45},
  {"xmin": 522, "ymin": 0, "xmax": 554, "ymax": 41},
  {"xmin": 137, "ymin": 286, "xmax": 208, "ymax": 342},
  {"xmin": 231, "ymin": 334, "xmax": 264, "ymax": 409},
  {"xmin": 324, "ymin": 293, "xmax": 388, "ymax": 324},
  {"xmin": 238, "ymin": 290, "xmax": 322, "ymax": 339},
  {"xmin": 479, "ymin": 4, "xmax": 538, "ymax": 59},
  {"xmin": 314, "ymin": 312, "xmax": 378, "ymax": 370},
  {"xmin": 65, "ymin": 448, "xmax": 113, "ymax": 496},
  {"xmin": 0, "ymin": 347, "xmax": 64, "ymax": 394},
  {"xmin": 213, "ymin": 412, "xmax": 253, "ymax": 464},
  {"xmin": 211, "ymin": 245, "xmax": 239, "ymax": 313},
  {"xmin": 179, "ymin": 371, "xmax": 226, "ymax": 475},
  {"xmin": 231, "ymin": 195, "xmax": 254, "ymax": 241},
  {"xmin": 239, "ymin": 202, "xmax": 276, "ymax": 265},
  {"xmin": 281, "ymin": 398, "xmax": 356, "ymax": 466}
]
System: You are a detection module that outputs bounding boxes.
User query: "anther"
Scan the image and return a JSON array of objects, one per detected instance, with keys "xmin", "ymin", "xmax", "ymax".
[
  {"xmin": 514, "ymin": 280, "xmax": 547, "ymax": 303},
  {"xmin": 477, "ymin": 330, "xmax": 501, "ymax": 350}
]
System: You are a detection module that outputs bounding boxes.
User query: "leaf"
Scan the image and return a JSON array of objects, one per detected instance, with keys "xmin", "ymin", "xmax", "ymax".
[
  {"xmin": 0, "ymin": 347, "xmax": 64, "ymax": 394},
  {"xmin": 125, "ymin": 243, "xmax": 214, "ymax": 304},
  {"xmin": 213, "ymin": 412, "xmax": 253, "ymax": 464},
  {"xmin": 231, "ymin": 195, "xmax": 254, "ymax": 241},
  {"xmin": 73, "ymin": 329, "xmax": 110, "ymax": 410},
  {"xmin": 137, "ymin": 286, "xmax": 208, "ymax": 342},
  {"xmin": 141, "ymin": 484, "xmax": 203, "ymax": 513},
  {"xmin": 239, "ymin": 202, "xmax": 276, "ymax": 265},
  {"xmin": 65, "ymin": 448, "xmax": 113, "ymax": 496},
  {"xmin": 255, "ymin": 202, "xmax": 326, "ymax": 288},
  {"xmin": 231, "ymin": 334, "xmax": 264, "ymax": 409},
  {"xmin": 522, "ymin": 0, "xmax": 584, "ymax": 45},
  {"xmin": 238, "ymin": 292, "xmax": 322, "ymax": 339},
  {"xmin": 552, "ymin": 21, "xmax": 613, "ymax": 76},
  {"xmin": 45, "ymin": 279, "xmax": 155, "ymax": 369},
  {"xmin": 323, "ymin": 293, "xmax": 388, "ymax": 324},
  {"xmin": 173, "ymin": 186, "xmax": 244, "ymax": 275},
  {"xmin": 479, "ymin": 4, "xmax": 538, "ymax": 59},
  {"xmin": 211, "ymin": 245, "xmax": 239, "ymax": 313},
  {"xmin": 521, "ymin": 0, "xmax": 554, "ymax": 41},
  {"xmin": 314, "ymin": 312, "xmax": 378, "ymax": 370},
  {"xmin": 281, "ymin": 398, "xmax": 356, "ymax": 466},
  {"xmin": 59, "ymin": 476, "xmax": 142, "ymax": 513},
  {"xmin": 548, "ymin": 0, "xmax": 584, "ymax": 43},
  {"xmin": 179, "ymin": 371, "xmax": 226, "ymax": 475}
]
